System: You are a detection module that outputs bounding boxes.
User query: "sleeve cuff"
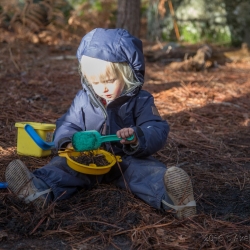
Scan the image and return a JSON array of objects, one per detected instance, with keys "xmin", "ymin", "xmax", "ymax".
[
  {"xmin": 130, "ymin": 141, "xmax": 139, "ymax": 149},
  {"xmin": 57, "ymin": 137, "xmax": 72, "ymax": 150}
]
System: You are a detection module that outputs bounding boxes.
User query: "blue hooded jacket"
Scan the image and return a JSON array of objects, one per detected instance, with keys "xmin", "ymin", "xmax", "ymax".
[{"xmin": 53, "ymin": 28, "xmax": 169, "ymax": 157}]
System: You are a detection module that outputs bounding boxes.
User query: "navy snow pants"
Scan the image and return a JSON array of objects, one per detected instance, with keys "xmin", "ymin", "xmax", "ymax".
[{"xmin": 33, "ymin": 155, "xmax": 173, "ymax": 210}]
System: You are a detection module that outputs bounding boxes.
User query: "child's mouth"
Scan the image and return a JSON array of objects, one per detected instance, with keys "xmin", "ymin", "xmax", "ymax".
[{"xmin": 105, "ymin": 95, "xmax": 112, "ymax": 98}]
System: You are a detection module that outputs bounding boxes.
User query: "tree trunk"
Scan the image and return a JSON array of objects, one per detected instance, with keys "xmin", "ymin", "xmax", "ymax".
[
  {"xmin": 116, "ymin": 0, "xmax": 141, "ymax": 37},
  {"xmin": 224, "ymin": 0, "xmax": 250, "ymax": 46}
]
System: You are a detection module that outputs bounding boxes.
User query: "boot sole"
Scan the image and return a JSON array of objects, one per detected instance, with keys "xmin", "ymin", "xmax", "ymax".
[
  {"xmin": 164, "ymin": 166, "xmax": 196, "ymax": 219},
  {"xmin": 5, "ymin": 159, "xmax": 45, "ymax": 208}
]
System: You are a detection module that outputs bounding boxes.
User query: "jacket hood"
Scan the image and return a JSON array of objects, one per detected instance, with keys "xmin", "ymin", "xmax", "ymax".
[{"xmin": 76, "ymin": 28, "xmax": 145, "ymax": 83}]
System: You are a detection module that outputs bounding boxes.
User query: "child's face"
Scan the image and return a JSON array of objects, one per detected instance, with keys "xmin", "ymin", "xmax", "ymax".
[
  {"xmin": 81, "ymin": 56, "xmax": 125, "ymax": 100},
  {"xmin": 88, "ymin": 76, "xmax": 125, "ymax": 100}
]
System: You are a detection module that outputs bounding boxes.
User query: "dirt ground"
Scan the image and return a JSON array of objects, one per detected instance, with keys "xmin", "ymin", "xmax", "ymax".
[{"xmin": 0, "ymin": 39, "xmax": 250, "ymax": 249}]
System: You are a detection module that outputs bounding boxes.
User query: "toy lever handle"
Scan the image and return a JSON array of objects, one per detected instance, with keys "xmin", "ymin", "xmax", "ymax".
[
  {"xmin": 100, "ymin": 134, "xmax": 134, "ymax": 143},
  {"xmin": 0, "ymin": 182, "xmax": 8, "ymax": 188},
  {"xmin": 24, "ymin": 124, "xmax": 55, "ymax": 150}
]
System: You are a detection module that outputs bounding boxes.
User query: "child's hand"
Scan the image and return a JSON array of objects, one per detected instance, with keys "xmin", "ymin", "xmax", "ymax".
[
  {"xmin": 116, "ymin": 128, "xmax": 138, "ymax": 145},
  {"xmin": 66, "ymin": 143, "xmax": 73, "ymax": 149}
]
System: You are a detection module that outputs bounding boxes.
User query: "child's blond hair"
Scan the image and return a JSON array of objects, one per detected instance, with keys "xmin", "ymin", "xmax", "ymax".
[{"xmin": 80, "ymin": 55, "xmax": 140, "ymax": 90}]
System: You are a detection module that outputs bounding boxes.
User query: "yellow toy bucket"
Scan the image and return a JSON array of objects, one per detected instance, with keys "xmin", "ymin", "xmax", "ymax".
[
  {"xmin": 15, "ymin": 122, "xmax": 56, "ymax": 157},
  {"xmin": 58, "ymin": 149, "xmax": 122, "ymax": 175}
]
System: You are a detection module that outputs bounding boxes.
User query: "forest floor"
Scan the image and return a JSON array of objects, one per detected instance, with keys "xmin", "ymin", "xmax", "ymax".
[{"xmin": 0, "ymin": 39, "xmax": 250, "ymax": 250}]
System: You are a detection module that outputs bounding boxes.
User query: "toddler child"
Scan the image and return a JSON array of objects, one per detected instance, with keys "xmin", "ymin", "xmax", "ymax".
[{"xmin": 6, "ymin": 28, "xmax": 196, "ymax": 219}]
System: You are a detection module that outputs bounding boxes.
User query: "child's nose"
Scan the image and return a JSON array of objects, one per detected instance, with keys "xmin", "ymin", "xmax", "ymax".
[{"xmin": 103, "ymin": 85, "xmax": 108, "ymax": 93}]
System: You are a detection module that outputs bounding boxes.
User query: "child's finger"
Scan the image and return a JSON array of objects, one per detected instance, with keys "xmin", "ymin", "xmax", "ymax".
[
  {"xmin": 116, "ymin": 128, "xmax": 137, "ymax": 145},
  {"xmin": 121, "ymin": 133, "xmax": 138, "ymax": 145},
  {"xmin": 121, "ymin": 130, "xmax": 131, "ymax": 138},
  {"xmin": 117, "ymin": 128, "xmax": 131, "ymax": 138}
]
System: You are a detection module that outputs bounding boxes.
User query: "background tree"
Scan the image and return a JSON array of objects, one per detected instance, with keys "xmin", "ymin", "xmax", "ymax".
[
  {"xmin": 224, "ymin": 0, "xmax": 250, "ymax": 46},
  {"xmin": 116, "ymin": 0, "xmax": 141, "ymax": 37}
]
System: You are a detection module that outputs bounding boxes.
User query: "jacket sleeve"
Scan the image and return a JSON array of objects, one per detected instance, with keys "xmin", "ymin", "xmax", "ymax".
[
  {"xmin": 123, "ymin": 91, "xmax": 169, "ymax": 157},
  {"xmin": 53, "ymin": 90, "xmax": 87, "ymax": 150}
]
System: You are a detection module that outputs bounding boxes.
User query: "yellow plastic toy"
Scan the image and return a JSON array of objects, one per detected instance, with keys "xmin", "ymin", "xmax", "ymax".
[
  {"xmin": 58, "ymin": 149, "xmax": 122, "ymax": 175},
  {"xmin": 15, "ymin": 122, "xmax": 56, "ymax": 157}
]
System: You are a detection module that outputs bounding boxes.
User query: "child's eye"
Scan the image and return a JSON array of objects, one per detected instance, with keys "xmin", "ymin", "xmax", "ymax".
[
  {"xmin": 92, "ymin": 82, "xmax": 99, "ymax": 85},
  {"xmin": 105, "ymin": 79, "xmax": 115, "ymax": 83}
]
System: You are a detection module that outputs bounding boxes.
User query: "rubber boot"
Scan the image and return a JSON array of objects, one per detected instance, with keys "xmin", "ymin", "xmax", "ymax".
[
  {"xmin": 162, "ymin": 166, "xmax": 196, "ymax": 219},
  {"xmin": 5, "ymin": 159, "xmax": 52, "ymax": 209}
]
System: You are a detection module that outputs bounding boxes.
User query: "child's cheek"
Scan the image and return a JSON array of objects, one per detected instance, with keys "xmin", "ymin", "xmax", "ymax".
[
  {"xmin": 114, "ymin": 87, "xmax": 122, "ymax": 97},
  {"xmin": 95, "ymin": 85, "xmax": 103, "ymax": 94}
]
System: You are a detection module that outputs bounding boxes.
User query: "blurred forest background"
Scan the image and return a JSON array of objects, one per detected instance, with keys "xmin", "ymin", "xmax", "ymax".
[{"xmin": 0, "ymin": 0, "xmax": 250, "ymax": 46}]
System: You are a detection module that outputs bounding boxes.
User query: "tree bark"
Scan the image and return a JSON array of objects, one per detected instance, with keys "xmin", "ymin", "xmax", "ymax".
[
  {"xmin": 224, "ymin": 0, "xmax": 250, "ymax": 46},
  {"xmin": 116, "ymin": 0, "xmax": 141, "ymax": 37}
]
